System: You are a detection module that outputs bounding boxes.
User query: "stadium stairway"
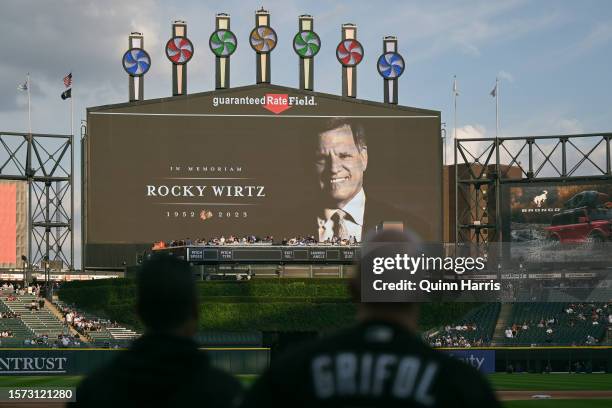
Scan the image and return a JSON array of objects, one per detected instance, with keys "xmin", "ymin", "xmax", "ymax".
[
  {"xmin": 491, "ymin": 303, "xmax": 513, "ymax": 346},
  {"xmin": 44, "ymin": 298, "xmax": 87, "ymax": 342}
]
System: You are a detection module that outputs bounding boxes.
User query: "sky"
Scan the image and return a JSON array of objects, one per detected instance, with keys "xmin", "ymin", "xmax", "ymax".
[{"xmin": 2, "ymin": 0, "xmax": 612, "ymax": 267}]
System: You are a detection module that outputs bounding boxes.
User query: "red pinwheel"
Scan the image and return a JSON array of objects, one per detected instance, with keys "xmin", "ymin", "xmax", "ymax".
[
  {"xmin": 165, "ymin": 36, "xmax": 194, "ymax": 64},
  {"xmin": 336, "ymin": 39, "xmax": 364, "ymax": 67}
]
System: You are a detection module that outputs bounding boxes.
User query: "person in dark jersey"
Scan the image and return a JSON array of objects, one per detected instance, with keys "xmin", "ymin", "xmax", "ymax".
[
  {"xmin": 241, "ymin": 229, "xmax": 501, "ymax": 408},
  {"xmin": 71, "ymin": 254, "xmax": 242, "ymax": 407}
]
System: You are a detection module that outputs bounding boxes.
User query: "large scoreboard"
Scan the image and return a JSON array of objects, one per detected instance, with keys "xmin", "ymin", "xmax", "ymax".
[{"xmin": 85, "ymin": 84, "xmax": 441, "ymax": 267}]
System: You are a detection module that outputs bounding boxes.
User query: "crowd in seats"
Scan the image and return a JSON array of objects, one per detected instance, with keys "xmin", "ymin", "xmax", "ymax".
[
  {"xmin": 0, "ymin": 330, "xmax": 13, "ymax": 337},
  {"xmin": 1, "ymin": 282, "xmax": 42, "ymax": 297},
  {"xmin": 427, "ymin": 303, "xmax": 500, "ymax": 348},
  {"xmin": 503, "ymin": 302, "xmax": 611, "ymax": 345},
  {"xmin": 0, "ymin": 311, "xmax": 19, "ymax": 319},
  {"xmin": 56, "ymin": 302, "xmax": 120, "ymax": 336},
  {"xmin": 428, "ymin": 323, "xmax": 488, "ymax": 348},
  {"xmin": 2, "ymin": 282, "xmax": 46, "ymax": 311},
  {"xmin": 152, "ymin": 234, "xmax": 360, "ymax": 249},
  {"xmin": 23, "ymin": 333, "xmax": 82, "ymax": 347}
]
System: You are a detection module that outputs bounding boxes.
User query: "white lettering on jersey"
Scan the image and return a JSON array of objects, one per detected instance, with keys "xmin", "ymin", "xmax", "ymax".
[
  {"xmin": 312, "ymin": 355, "xmax": 334, "ymax": 398},
  {"xmin": 336, "ymin": 353, "xmax": 357, "ymax": 395}
]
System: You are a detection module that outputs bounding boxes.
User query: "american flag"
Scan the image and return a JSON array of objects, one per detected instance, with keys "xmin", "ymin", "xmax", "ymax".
[{"xmin": 63, "ymin": 73, "xmax": 72, "ymax": 88}]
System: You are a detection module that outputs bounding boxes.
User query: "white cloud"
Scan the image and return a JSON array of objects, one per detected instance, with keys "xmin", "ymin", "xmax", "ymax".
[
  {"xmin": 498, "ymin": 70, "xmax": 514, "ymax": 83},
  {"xmin": 556, "ymin": 118, "xmax": 584, "ymax": 135},
  {"xmin": 444, "ymin": 124, "xmax": 489, "ymax": 165}
]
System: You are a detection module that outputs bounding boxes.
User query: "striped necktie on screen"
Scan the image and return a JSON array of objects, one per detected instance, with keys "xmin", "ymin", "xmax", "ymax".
[{"xmin": 331, "ymin": 210, "xmax": 349, "ymax": 240}]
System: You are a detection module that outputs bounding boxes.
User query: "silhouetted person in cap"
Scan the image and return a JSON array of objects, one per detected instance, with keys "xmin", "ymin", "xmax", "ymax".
[
  {"xmin": 241, "ymin": 229, "xmax": 500, "ymax": 408},
  {"xmin": 72, "ymin": 254, "xmax": 242, "ymax": 407}
]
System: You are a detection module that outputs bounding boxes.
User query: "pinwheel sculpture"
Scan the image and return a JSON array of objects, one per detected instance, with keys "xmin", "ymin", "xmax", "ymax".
[
  {"xmin": 336, "ymin": 39, "xmax": 364, "ymax": 67},
  {"xmin": 210, "ymin": 13, "xmax": 235, "ymax": 89},
  {"xmin": 250, "ymin": 9, "xmax": 276, "ymax": 84},
  {"xmin": 166, "ymin": 36, "xmax": 194, "ymax": 64},
  {"xmin": 378, "ymin": 37, "xmax": 404, "ymax": 104},
  {"xmin": 250, "ymin": 26, "xmax": 277, "ymax": 53},
  {"xmin": 122, "ymin": 48, "xmax": 151, "ymax": 76},
  {"xmin": 293, "ymin": 30, "xmax": 320, "ymax": 57},
  {"xmin": 378, "ymin": 52, "xmax": 404, "ymax": 79},
  {"xmin": 210, "ymin": 29, "xmax": 237, "ymax": 57}
]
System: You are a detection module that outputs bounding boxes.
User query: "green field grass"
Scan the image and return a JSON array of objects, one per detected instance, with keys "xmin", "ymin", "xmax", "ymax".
[
  {"xmin": 0, "ymin": 373, "xmax": 610, "ymax": 390},
  {"xmin": 0, "ymin": 373, "xmax": 610, "ymax": 408},
  {"xmin": 0, "ymin": 376, "xmax": 82, "ymax": 387},
  {"xmin": 504, "ymin": 400, "xmax": 612, "ymax": 408},
  {"xmin": 490, "ymin": 373, "xmax": 612, "ymax": 391}
]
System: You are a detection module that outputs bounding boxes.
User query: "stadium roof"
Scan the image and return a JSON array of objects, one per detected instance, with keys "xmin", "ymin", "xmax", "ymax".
[{"xmin": 87, "ymin": 83, "xmax": 440, "ymax": 117}]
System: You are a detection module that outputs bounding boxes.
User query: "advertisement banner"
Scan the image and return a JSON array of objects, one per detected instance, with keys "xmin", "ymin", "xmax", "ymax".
[{"xmin": 441, "ymin": 349, "xmax": 495, "ymax": 374}]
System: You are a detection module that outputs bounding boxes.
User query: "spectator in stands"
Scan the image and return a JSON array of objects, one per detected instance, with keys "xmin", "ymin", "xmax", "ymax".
[
  {"xmin": 71, "ymin": 254, "xmax": 242, "ymax": 408},
  {"xmin": 241, "ymin": 229, "xmax": 500, "ymax": 408}
]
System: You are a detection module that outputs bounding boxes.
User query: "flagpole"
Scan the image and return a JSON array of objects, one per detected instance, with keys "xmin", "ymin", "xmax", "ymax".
[
  {"xmin": 70, "ymin": 74, "xmax": 74, "ymax": 270},
  {"xmin": 27, "ymin": 73, "xmax": 32, "ymax": 135},
  {"xmin": 70, "ymin": 83, "xmax": 74, "ymax": 137},
  {"xmin": 453, "ymin": 75, "xmax": 458, "ymax": 165},
  {"xmin": 495, "ymin": 77, "xmax": 499, "ymax": 139}
]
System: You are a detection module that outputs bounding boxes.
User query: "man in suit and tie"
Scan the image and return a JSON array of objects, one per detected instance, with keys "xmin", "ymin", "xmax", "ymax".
[{"xmin": 310, "ymin": 118, "xmax": 421, "ymax": 242}]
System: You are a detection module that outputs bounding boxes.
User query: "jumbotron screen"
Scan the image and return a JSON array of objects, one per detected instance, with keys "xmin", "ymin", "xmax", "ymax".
[
  {"xmin": 501, "ymin": 181, "xmax": 612, "ymax": 266},
  {"xmin": 86, "ymin": 86, "xmax": 441, "ymax": 265}
]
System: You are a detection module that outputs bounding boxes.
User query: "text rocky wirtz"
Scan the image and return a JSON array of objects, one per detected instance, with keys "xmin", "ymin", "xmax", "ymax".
[{"xmin": 146, "ymin": 185, "xmax": 266, "ymax": 197}]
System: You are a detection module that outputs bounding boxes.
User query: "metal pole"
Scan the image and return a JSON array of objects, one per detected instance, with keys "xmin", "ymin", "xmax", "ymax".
[
  {"xmin": 495, "ymin": 138, "xmax": 501, "ymax": 242},
  {"xmin": 454, "ymin": 138, "xmax": 459, "ymax": 244},
  {"xmin": 27, "ymin": 134, "xmax": 32, "ymax": 283},
  {"xmin": 527, "ymin": 139, "xmax": 534, "ymax": 179},
  {"xmin": 27, "ymin": 73, "xmax": 32, "ymax": 136},
  {"xmin": 561, "ymin": 137, "xmax": 567, "ymax": 177},
  {"xmin": 70, "ymin": 76, "xmax": 74, "ymax": 270},
  {"xmin": 495, "ymin": 77, "xmax": 499, "ymax": 139},
  {"xmin": 606, "ymin": 135, "xmax": 611, "ymax": 176},
  {"xmin": 70, "ymin": 133, "xmax": 74, "ymax": 270},
  {"xmin": 81, "ymin": 122, "xmax": 87, "ymax": 272},
  {"xmin": 45, "ymin": 181, "xmax": 50, "ymax": 295},
  {"xmin": 453, "ymin": 75, "xmax": 458, "ymax": 165}
]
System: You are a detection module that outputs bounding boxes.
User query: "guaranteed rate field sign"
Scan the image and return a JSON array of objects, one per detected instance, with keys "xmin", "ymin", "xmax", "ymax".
[{"xmin": 85, "ymin": 84, "xmax": 441, "ymax": 267}]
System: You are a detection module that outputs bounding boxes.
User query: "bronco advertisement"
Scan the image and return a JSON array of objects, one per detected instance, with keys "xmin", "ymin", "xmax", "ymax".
[{"xmin": 501, "ymin": 182, "xmax": 612, "ymax": 265}]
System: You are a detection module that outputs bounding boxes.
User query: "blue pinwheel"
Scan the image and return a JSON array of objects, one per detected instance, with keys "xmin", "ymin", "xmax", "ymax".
[
  {"xmin": 122, "ymin": 48, "xmax": 151, "ymax": 76},
  {"xmin": 377, "ymin": 52, "xmax": 405, "ymax": 79}
]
